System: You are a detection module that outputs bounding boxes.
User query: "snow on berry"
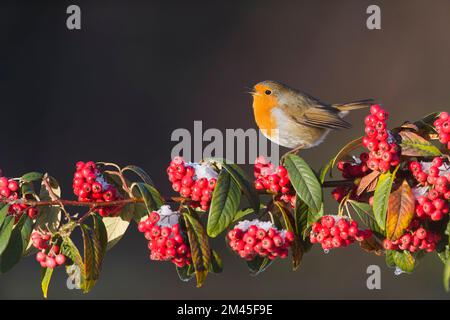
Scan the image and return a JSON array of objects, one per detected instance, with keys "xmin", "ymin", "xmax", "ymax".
[
  {"xmin": 0, "ymin": 175, "xmax": 38, "ymax": 223},
  {"xmin": 72, "ymin": 161, "xmax": 122, "ymax": 217},
  {"xmin": 309, "ymin": 215, "xmax": 372, "ymax": 252},
  {"xmin": 253, "ymin": 156, "xmax": 296, "ymax": 207},
  {"xmin": 227, "ymin": 219, "xmax": 294, "ymax": 261},
  {"xmin": 138, "ymin": 205, "xmax": 191, "ymax": 268},
  {"xmin": 167, "ymin": 157, "xmax": 218, "ymax": 211},
  {"xmin": 31, "ymin": 231, "xmax": 66, "ymax": 269},
  {"xmin": 362, "ymin": 105, "xmax": 400, "ymax": 173}
]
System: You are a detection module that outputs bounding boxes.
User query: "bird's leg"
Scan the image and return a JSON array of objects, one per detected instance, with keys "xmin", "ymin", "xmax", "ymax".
[{"xmin": 281, "ymin": 144, "xmax": 305, "ymax": 163}]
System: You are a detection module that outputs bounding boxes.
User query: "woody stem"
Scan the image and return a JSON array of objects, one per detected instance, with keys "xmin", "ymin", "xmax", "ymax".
[
  {"xmin": 322, "ymin": 180, "xmax": 355, "ymax": 188},
  {"xmin": 0, "ymin": 197, "xmax": 178, "ymax": 208}
]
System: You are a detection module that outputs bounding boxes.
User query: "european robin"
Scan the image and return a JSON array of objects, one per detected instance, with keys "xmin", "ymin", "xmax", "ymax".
[{"xmin": 251, "ymin": 80, "xmax": 374, "ymax": 152}]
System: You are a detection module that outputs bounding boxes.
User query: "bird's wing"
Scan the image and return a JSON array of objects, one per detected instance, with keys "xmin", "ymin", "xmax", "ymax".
[{"xmin": 291, "ymin": 106, "xmax": 352, "ymax": 130}]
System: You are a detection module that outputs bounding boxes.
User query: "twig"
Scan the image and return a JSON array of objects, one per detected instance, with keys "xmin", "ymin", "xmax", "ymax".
[{"xmin": 322, "ymin": 180, "xmax": 355, "ymax": 188}]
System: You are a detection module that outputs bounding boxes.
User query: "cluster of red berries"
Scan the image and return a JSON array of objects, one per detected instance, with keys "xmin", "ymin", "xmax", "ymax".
[
  {"xmin": 0, "ymin": 176, "xmax": 38, "ymax": 222},
  {"xmin": 383, "ymin": 220, "xmax": 440, "ymax": 253},
  {"xmin": 138, "ymin": 206, "xmax": 191, "ymax": 268},
  {"xmin": 310, "ymin": 216, "xmax": 372, "ymax": 251},
  {"xmin": 253, "ymin": 156, "xmax": 296, "ymax": 207},
  {"xmin": 167, "ymin": 157, "xmax": 217, "ymax": 211},
  {"xmin": 31, "ymin": 232, "xmax": 66, "ymax": 269},
  {"xmin": 362, "ymin": 105, "xmax": 400, "ymax": 173},
  {"xmin": 227, "ymin": 220, "xmax": 294, "ymax": 261},
  {"xmin": 72, "ymin": 161, "xmax": 121, "ymax": 217},
  {"xmin": 331, "ymin": 154, "xmax": 371, "ymax": 202},
  {"xmin": 433, "ymin": 112, "xmax": 450, "ymax": 149},
  {"xmin": 409, "ymin": 157, "xmax": 449, "ymax": 221}
]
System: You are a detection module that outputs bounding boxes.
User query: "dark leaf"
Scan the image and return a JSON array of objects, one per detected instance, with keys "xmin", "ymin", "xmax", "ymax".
[
  {"xmin": 131, "ymin": 183, "xmax": 164, "ymax": 220},
  {"xmin": 0, "ymin": 208, "xmax": 14, "ymax": 255},
  {"xmin": 0, "ymin": 215, "xmax": 32, "ymax": 273},
  {"xmin": 184, "ymin": 211, "xmax": 211, "ymax": 287},
  {"xmin": 122, "ymin": 165, "xmax": 155, "ymax": 186},
  {"xmin": 209, "ymin": 250, "xmax": 223, "ymax": 274},
  {"xmin": 207, "ymin": 170, "xmax": 241, "ymax": 237},
  {"xmin": 283, "ymin": 154, "xmax": 322, "ymax": 213},
  {"xmin": 220, "ymin": 162, "xmax": 260, "ymax": 214},
  {"xmin": 20, "ymin": 172, "xmax": 43, "ymax": 183}
]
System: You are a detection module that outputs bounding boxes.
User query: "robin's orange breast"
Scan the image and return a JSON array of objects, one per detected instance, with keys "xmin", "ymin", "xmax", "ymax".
[{"xmin": 252, "ymin": 95, "xmax": 278, "ymax": 137}]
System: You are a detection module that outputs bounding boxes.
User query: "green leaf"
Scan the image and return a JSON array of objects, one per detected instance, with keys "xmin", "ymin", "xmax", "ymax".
[
  {"xmin": 80, "ymin": 218, "xmax": 106, "ymax": 294},
  {"xmin": 319, "ymin": 158, "xmax": 334, "ymax": 183},
  {"xmin": 0, "ymin": 215, "xmax": 32, "ymax": 273},
  {"xmin": 444, "ymin": 220, "xmax": 450, "ymax": 291},
  {"xmin": 41, "ymin": 267, "xmax": 53, "ymax": 298},
  {"xmin": 399, "ymin": 131, "xmax": 441, "ymax": 157},
  {"xmin": 184, "ymin": 211, "xmax": 211, "ymax": 287},
  {"xmin": 348, "ymin": 200, "xmax": 383, "ymax": 236},
  {"xmin": 232, "ymin": 208, "xmax": 255, "ymax": 223},
  {"xmin": 307, "ymin": 204, "xmax": 324, "ymax": 227},
  {"xmin": 80, "ymin": 225, "xmax": 95, "ymax": 292},
  {"xmin": 131, "ymin": 182, "xmax": 164, "ymax": 219},
  {"xmin": 0, "ymin": 208, "xmax": 14, "ymax": 255},
  {"xmin": 209, "ymin": 250, "xmax": 223, "ymax": 274},
  {"xmin": 294, "ymin": 197, "xmax": 308, "ymax": 238},
  {"xmin": 392, "ymin": 250, "xmax": 415, "ymax": 273},
  {"xmin": 373, "ymin": 166, "xmax": 399, "ymax": 232},
  {"xmin": 20, "ymin": 172, "xmax": 43, "ymax": 183},
  {"xmin": 0, "ymin": 204, "xmax": 7, "ymax": 226},
  {"xmin": 122, "ymin": 165, "xmax": 155, "ymax": 186},
  {"xmin": 103, "ymin": 208, "xmax": 132, "ymax": 250},
  {"xmin": 61, "ymin": 236, "xmax": 85, "ymax": 290},
  {"xmin": 444, "ymin": 256, "xmax": 450, "ymax": 291},
  {"xmin": 247, "ymin": 256, "xmax": 273, "ymax": 276},
  {"xmin": 21, "ymin": 182, "xmax": 37, "ymax": 197},
  {"xmin": 385, "ymin": 250, "xmax": 396, "ymax": 268},
  {"xmin": 93, "ymin": 215, "xmax": 108, "ymax": 268},
  {"xmin": 207, "ymin": 170, "xmax": 241, "ymax": 237},
  {"xmin": 220, "ymin": 162, "xmax": 260, "ymax": 214},
  {"xmin": 284, "ymin": 154, "xmax": 322, "ymax": 213}
]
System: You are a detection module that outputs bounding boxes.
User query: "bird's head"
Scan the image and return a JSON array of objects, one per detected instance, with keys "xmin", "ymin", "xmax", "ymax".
[{"xmin": 250, "ymin": 80, "xmax": 289, "ymax": 112}]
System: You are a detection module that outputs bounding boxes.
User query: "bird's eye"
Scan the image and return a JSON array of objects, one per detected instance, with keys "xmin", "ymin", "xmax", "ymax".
[{"xmin": 265, "ymin": 90, "xmax": 272, "ymax": 95}]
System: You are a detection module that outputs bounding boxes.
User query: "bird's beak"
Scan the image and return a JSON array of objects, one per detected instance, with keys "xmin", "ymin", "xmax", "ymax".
[{"xmin": 244, "ymin": 86, "xmax": 257, "ymax": 96}]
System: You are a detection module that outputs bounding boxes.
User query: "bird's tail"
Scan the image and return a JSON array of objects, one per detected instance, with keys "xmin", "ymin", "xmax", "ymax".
[{"xmin": 333, "ymin": 99, "xmax": 374, "ymax": 117}]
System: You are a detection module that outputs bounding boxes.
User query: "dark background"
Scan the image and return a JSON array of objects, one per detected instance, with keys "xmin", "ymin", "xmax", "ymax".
[{"xmin": 1, "ymin": 0, "xmax": 450, "ymax": 299}]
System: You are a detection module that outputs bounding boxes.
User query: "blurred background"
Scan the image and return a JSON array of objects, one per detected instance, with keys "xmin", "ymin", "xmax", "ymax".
[{"xmin": 1, "ymin": 0, "xmax": 450, "ymax": 299}]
